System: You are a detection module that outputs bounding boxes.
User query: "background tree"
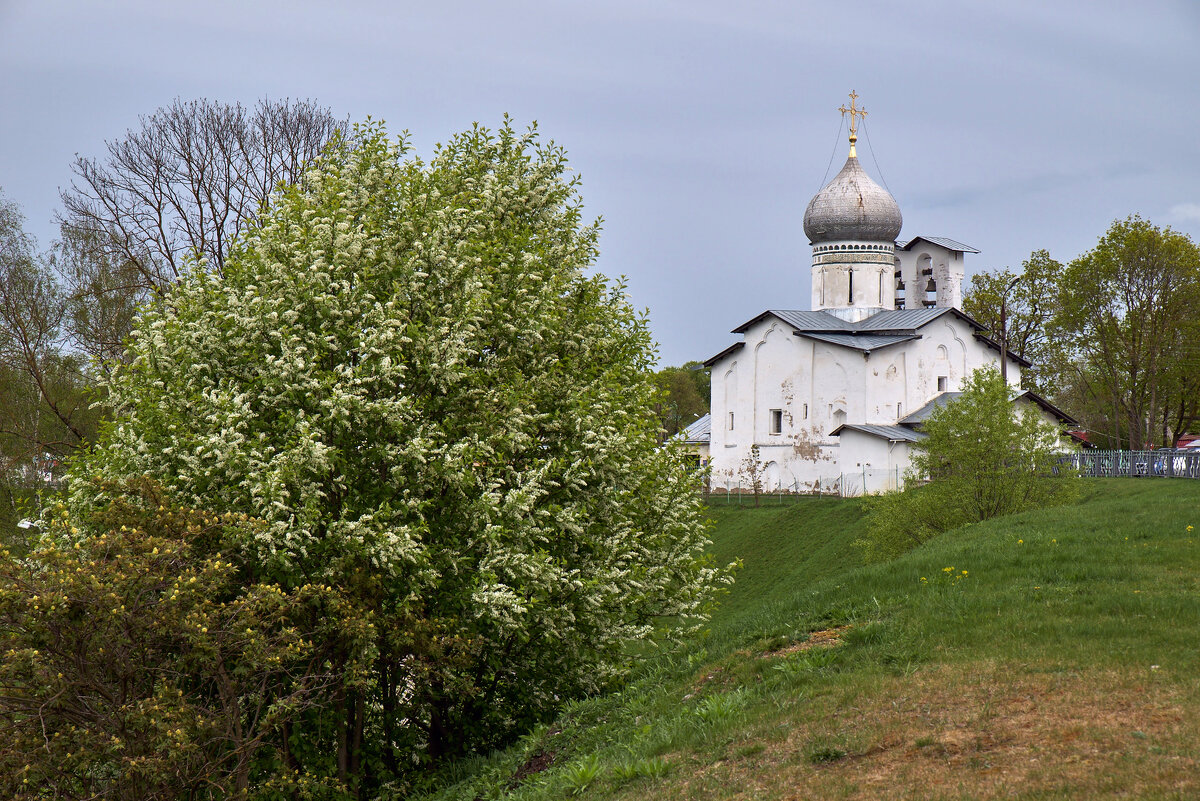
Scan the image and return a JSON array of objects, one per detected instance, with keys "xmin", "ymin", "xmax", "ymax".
[
  {"xmin": 1054, "ymin": 216, "xmax": 1200, "ymax": 448},
  {"xmin": 0, "ymin": 190, "xmax": 100, "ymax": 542},
  {"xmin": 56, "ymin": 96, "xmax": 344, "ymax": 375},
  {"xmin": 0, "ymin": 99, "xmax": 342, "ymax": 535},
  {"xmin": 652, "ymin": 361, "xmax": 710, "ymax": 439},
  {"xmin": 60, "ymin": 97, "xmax": 343, "ymax": 290},
  {"xmin": 65, "ymin": 120, "xmax": 721, "ymax": 791},
  {"xmin": 862, "ymin": 367, "xmax": 1077, "ymax": 560},
  {"xmin": 962, "ymin": 249, "xmax": 1065, "ymax": 396}
]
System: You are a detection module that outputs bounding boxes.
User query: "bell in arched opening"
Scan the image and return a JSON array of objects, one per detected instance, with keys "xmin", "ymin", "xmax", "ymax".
[{"xmin": 923, "ymin": 276, "xmax": 937, "ymax": 307}]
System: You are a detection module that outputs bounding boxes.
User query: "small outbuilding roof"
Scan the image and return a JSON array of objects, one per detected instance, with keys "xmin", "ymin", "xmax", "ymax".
[
  {"xmin": 680, "ymin": 413, "xmax": 711, "ymax": 444},
  {"xmin": 829, "ymin": 423, "xmax": 926, "ymax": 443}
]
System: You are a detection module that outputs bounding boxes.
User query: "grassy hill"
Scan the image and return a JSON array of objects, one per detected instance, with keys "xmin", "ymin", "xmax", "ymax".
[{"xmin": 416, "ymin": 480, "xmax": 1200, "ymax": 800}]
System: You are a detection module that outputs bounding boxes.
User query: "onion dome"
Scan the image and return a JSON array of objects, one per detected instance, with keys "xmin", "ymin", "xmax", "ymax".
[{"xmin": 802, "ymin": 155, "xmax": 903, "ymax": 244}]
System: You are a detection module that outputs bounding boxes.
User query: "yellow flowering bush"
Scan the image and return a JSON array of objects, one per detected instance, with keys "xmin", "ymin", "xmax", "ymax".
[{"xmin": 0, "ymin": 479, "xmax": 372, "ymax": 800}]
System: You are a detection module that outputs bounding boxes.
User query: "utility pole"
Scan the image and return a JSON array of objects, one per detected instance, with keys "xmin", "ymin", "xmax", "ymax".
[{"xmin": 999, "ymin": 275, "xmax": 1021, "ymax": 385}]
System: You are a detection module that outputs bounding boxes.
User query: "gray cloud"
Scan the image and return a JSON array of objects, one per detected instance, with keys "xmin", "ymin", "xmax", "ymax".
[{"xmin": 2, "ymin": 0, "xmax": 1198, "ymax": 366}]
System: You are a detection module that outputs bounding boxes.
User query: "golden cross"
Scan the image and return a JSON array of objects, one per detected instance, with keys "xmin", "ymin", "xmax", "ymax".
[{"xmin": 838, "ymin": 90, "xmax": 867, "ymax": 155}]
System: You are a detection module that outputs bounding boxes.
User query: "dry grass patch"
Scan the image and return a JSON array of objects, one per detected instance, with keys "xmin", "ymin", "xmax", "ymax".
[
  {"xmin": 765, "ymin": 626, "xmax": 853, "ymax": 659},
  {"xmin": 648, "ymin": 662, "xmax": 1198, "ymax": 800}
]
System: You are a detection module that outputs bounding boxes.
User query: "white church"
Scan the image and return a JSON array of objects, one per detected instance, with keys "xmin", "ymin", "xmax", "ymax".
[{"xmin": 684, "ymin": 94, "xmax": 1072, "ymax": 495}]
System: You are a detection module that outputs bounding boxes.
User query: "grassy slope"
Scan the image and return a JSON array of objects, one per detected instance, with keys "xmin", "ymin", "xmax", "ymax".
[{"xmin": 418, "ymin": 480, "xmax": 1200, "ymax": 801}]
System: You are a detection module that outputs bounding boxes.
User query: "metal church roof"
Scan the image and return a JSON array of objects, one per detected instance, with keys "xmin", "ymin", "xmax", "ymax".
[
  {"xmin": 899, "ymin": 392, "xmax": 962, "ymax": 425},
  {"xmin": 731, "ymin": 310, "xmax": 853, "ymax": 334},
  {"xmin": 702, "ymin": 341, "xmax": 745, "ymax": 367},
  {"xmin": 798, "ymin": 332, "xmax": 921, "ymax": 353},
  {"xmin": 851, "ymin": 307, "xmax": 956, "ymax": 332},
  {"xmin": 900, "ymin": 389, "xmax": 1078, "ymax": 428},
  {"xmin": 896, "ymin": 236, "xmax": 980, "ymax": 253},
  {"xmin": 713, "ymin": 306, "xmax": 1026, "ymax": 367}
]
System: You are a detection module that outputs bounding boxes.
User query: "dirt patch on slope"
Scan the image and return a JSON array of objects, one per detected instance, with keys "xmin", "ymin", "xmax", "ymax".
[{"xmin": 657, "ymin": 663, "xmax": 1198, "ymax": 800}]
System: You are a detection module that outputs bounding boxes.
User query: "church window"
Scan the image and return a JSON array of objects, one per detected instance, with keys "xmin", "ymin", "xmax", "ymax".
[
  {"xmin": 728, "ymin": 412, "xmax": 735, "ymax": 430},
  {"xmin": 897, "ymin": 402, "xmax": 903, "ymax": 417},
  {"xmin": 802, "ymin": 403, "xmax": 808, "ymax": 419},
  {"xmin": 937, "ymin": 376, "xmax": 948, "ymax": 392},
  {"xmin": 848, "ymin": 270, "xmax": 854, "ymax": 304},
  {"xmin": 769, "ymin": 409, "xmax": 783, "ymax": 435}
]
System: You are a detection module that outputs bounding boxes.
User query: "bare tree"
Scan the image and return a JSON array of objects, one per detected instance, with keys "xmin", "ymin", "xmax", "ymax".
[
  {"xmin": 0, "ymin": 99, "xmax": 341, "ymax": 505},
  {"xmin": 59, "ymin": 97, "xmax": 343, "ymax": 295}
]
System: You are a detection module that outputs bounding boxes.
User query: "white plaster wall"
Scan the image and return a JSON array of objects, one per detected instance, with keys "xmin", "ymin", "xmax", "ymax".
[
  {"xmin": 708, "ymin": 319, "xmax": 843, "ymax": 492},
  {"xmin": 837, "ymin": 431, "xmax": 914, "ymax": 494},
  {"xmin": 707, "ymin": 312, "xmax": 1027, "ymax": 492}
]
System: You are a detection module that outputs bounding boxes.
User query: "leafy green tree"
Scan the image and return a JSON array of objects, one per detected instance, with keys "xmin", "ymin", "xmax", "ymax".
[
  {"xmin": 1055, "ymin": 216, "xmax": 1200, "ymax": 448},
  {"xmin": 862, "ymin": 367, "xmax": 1077, "ymax": 560},
  {"xmin": 0, "ymin": 189, "xmax": 101, "ymax": 543},
  {"xmin": 64, "ymin": 120, "xmax": 720, "ymax": 789},
  {"xmin": 0, "ymin": 479, "xmax": 371, "ymax": 800},
  {"xmin": 652, "ymin": 361, "xmax": 709, "ymax": 439},
  {"xmin": 962, "ymin": 249, "xmax": 1065, "ymax": 396}
]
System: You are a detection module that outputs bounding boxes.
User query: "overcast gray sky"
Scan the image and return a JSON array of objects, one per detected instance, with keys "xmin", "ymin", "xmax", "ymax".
[{"xmin": 3, "ymin": 0, "xmax": 1199, "ymax": 366}]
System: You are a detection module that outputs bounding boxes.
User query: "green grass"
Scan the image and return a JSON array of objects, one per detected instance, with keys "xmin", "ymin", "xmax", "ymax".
[{"xmin": 412, "ymin": 479, "xmax": 1200, "ymax": 801}]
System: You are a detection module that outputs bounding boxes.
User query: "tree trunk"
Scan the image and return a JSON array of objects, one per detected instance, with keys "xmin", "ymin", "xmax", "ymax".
[
  {"xmin": 349, "ymin": 692, "xmax": 364, "ymax": 797},
  {"xmin": 335, "ymin": 686, "xmax": 348, "ymax": 783}
]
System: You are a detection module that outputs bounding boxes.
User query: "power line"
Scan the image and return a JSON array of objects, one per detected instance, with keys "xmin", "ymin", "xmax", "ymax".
[
  {"xmin": 820, "ymin": 115, "xmax": 846, "ymax": 189},
  {"xmin": 860, "ymin": 117, "xmax": 893, "ymax": 196}
]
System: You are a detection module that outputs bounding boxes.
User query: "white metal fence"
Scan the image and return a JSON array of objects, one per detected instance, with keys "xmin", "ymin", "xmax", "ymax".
[{"xmin": 1065, "ymin": 449, "xmax": 1200, "ymax": 479}]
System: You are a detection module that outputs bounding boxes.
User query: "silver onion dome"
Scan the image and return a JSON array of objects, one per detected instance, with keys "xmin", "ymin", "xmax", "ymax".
[{"xmin": 802, "ymin": 155, "xmax": 902, "ymax": 244}]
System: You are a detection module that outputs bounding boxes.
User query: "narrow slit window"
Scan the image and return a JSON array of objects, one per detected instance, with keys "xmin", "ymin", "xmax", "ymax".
[
  {"xmin": 802, "ymin": 403, "xmax": 809, "ymax": 419},
  {"xmin": 769, "ymin": 409, "xmax": 783, "ymax": 435},
  {"xmin": 728, "ymin": 412, "xmax": 735, "ymax": 430}
]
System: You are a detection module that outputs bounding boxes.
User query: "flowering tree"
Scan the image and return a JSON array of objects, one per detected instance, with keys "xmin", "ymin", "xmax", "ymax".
[{"xmin": 64, "ymin": 120, "xmax": 718, "ymax": 790}]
